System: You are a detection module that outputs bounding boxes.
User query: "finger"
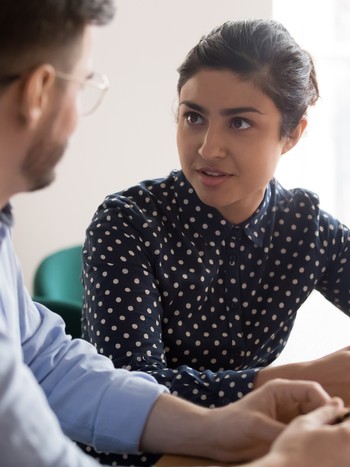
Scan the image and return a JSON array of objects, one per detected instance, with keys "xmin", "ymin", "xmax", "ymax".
[
  {"xmin": 293, "ymin": 399, "xmax": 346, "ymax": 429},
  {"xmin": 298, "ymin": 390, "xmax": 343, "ymax": 415},
  {"xmin": 266, "ymin": 379, "xmax": 334, "ymax": 415},
  {"xmin": 333, "ymin": 407, "xmax": 350, "ymax": 424}
]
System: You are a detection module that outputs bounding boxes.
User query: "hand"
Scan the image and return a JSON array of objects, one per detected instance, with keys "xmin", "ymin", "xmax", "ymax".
[
  {"xmin": 257, "ymin": 399, "xmax": 350, "ymax": 467},
  {"xmin": 203, "ymin": 378, "xmax": 334, "ymax": 463},
  {"xmin": 255, "ymin": 346, "xmax": 350, "ymax": 405}
]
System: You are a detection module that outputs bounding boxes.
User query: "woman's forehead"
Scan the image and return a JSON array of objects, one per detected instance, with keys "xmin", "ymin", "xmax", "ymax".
[{"xmin": 179, "ymin": 69, "xmax": 277, "ymax": 112}]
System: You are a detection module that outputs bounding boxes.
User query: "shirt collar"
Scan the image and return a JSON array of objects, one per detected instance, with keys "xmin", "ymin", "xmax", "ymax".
[
  {"xmin": 173, "ymin": 171, "xmax": 273, "ymax": 247},
  {"xmin": 0, "ymin": 203, "xmax": 14, "ymax": 227},
  {"xmin": 241, "ymin": 184, "xmax": 272, "ymax": 247}
]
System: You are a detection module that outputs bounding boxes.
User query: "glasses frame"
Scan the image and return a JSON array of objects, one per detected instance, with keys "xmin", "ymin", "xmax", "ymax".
[
  {"xmin": 0, "ymin": 69, "xmax": 109, "ymax": 116},
  {"xmin": 55, "ymin": 70, "xmax": 109, "ymax": 115}
]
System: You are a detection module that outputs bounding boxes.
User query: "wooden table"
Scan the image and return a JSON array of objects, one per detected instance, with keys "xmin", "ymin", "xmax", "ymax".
[{"xmin": 156, "ymin": 454, "xmax": 233, "ymax": 466}]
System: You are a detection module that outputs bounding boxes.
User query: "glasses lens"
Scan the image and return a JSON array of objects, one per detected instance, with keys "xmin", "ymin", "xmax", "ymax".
[{"xmin": 79, "ymin": 73, "xmax": 108, "ymax": 116}]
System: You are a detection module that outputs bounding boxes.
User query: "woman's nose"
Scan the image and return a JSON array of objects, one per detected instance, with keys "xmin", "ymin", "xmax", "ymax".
[{"xmin": 198, "ymin": 127, "xmax": 228, "ymax": 160}]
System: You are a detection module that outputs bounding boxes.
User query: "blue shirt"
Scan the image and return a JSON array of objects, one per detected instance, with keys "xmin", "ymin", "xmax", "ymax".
[
  {"xmin": 0, "ymin": 205, "xmax": 168, "ymax": 467},
  {"xmin": 82, "ymin": 170, "xmax": 350, "ymax": 409}
]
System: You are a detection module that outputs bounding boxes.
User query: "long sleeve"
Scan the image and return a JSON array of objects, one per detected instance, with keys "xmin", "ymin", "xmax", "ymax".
[
  {"xmin": 23, "ymin": 298, "xmax": 168, "ymax": 452},
  {"xmin": 0, "ymin": 321, "xmax": 103, "ymax": 467},
  {"xmin": 0, "ymin": 209, "xmax": 168, "ymax": 458},
  {"xmin": 82, "ymin": 184, "xmax": 259, "ymax": 408}
]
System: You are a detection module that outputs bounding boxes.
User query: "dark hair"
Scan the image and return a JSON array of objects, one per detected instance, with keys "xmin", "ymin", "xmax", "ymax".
[
  {"xmin": 0, "ymin": 0, "xmax": 115, "ymax": 72},
  {"xmin": 177, "ymin": 19, "xmax": 319, "ymax": 137}
]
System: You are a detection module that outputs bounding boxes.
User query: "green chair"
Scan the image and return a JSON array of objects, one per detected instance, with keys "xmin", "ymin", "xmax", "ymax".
[{"xmin": 32, "ymin": 245, "xmax": 83, "ymax": 338}]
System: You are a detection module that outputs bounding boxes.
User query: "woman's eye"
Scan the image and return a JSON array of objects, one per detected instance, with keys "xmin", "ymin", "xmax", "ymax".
[
  {"xmin": 184, "ymin": 112, "xmax": 203, "ymax": 125},
  {"xmin": 231, "ymin": 118, "xmax": 251, "ymax": 130}
]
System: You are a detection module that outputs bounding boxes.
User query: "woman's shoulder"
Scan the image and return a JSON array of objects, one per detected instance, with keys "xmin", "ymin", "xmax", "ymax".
[
  {"xmin": 272, "ymin": 179, "xmax": 321, "ymax": 213},
  {"xmin": 106, "ymin": 170, "xmax": 180, "ymax": 203},
  {"xmin": 92, "ymin": 170, "xmax": 182, "ymax": 224},
  {"xmin": 124, "ymin": 169, "xmax": 181, "ymax": 199},
  {"xmin": 272, "ymin": 179, "xmax": 350, "ymax": 232}
]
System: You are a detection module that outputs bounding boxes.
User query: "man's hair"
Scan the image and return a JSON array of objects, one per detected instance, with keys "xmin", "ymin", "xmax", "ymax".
[{"xmin": 0, "ymin": 0, "xmax": 115, "ymax": 72}]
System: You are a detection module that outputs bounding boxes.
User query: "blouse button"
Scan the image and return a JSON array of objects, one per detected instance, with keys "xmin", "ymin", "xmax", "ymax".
[{"xmin": 229, "ymin": 255, "xmax": 236, "ymax": 266}]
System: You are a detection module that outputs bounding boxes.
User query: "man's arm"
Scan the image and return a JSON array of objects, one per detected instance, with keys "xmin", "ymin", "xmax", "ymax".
[
  {"xmin": 0, "ymin": 329, "xmax": 101, "ymax": 467},
  {"xmin": 140, "ymin": 379, "xmax": 340, "ymax": 463},
  {"xmin": 22, "ymin": 297, "xmax": 168, "ymax": 453}
]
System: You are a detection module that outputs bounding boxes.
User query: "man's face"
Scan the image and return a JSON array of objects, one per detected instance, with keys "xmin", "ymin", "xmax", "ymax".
[{"xmin": 21, "ymin": 26, "xmax": 94, "ymax": 192}]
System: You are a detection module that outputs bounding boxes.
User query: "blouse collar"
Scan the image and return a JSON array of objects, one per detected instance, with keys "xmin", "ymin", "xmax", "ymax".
[{"xmin": 173, "ymin": 171, "xmax": 277, "ymax": 248}]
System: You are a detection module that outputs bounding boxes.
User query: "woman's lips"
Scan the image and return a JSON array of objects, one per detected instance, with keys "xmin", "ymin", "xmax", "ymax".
[{"xmin": 196, "ymin": 168, "xmax": 233, "ymax": 187}]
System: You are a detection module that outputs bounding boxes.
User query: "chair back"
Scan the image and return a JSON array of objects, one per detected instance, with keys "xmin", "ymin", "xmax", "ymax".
[
  {"xmin": 33, "ymin": 245, "xmax": 83, "ymax": 338},
  {"xmin": 33, "ymin": 245, "xmax": 83, "ymax": 306}
]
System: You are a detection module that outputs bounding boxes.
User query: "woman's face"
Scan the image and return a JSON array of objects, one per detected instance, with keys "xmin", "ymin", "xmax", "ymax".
[{"xmin": 176, "ymin": 69, "xmax": 305, "ymax": 224}]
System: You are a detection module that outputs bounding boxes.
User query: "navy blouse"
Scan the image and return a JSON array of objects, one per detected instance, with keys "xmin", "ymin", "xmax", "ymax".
[{"xmin": 82, "ymin": 169, "xmax": 350, "ymax": 407}]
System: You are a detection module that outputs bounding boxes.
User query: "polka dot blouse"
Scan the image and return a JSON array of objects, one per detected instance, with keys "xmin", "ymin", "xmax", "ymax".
[{"xmin": 82, "ymin": 169, "xmax": 350, "ymax": 405}]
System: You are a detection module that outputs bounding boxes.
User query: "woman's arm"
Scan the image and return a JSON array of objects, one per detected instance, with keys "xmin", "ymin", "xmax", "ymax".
[
  {"xmin": 254, "ymin": 346, "xmax": 350, "ymax": 405},
  {"xmin": 82, "ymin": 203, "xmax": 259, "ymax": 407}
]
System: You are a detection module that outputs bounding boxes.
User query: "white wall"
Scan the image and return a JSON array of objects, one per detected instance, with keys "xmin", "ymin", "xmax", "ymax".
[
  {"xmin": 12, "ymin": 0, "xmax": 273, "ymax": 291},
  {"xmin": 272, "ymin": 0, "xmax": 350, "ymax": 365}
]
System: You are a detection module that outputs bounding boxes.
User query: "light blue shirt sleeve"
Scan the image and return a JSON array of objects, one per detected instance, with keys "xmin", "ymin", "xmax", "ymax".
[
  {"xmin": 23, "ymin": 298, "xmax": 168, "ymax": 453},
  {"xmin": 0, "ymin": 207, "xmax": 169, "ymax": 464},
  {"xmin": 0, "ymin": 324, "xmax": 103, "ymax": 467}
]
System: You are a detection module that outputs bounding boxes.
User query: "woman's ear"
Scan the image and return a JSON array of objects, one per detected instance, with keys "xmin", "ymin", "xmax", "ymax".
[
  {"xmin": 281, "ymin": 118, "xmax": 308, "ymax": 154},
  {"xmin": 19, "ymin": 64, "xmax": 56, "ymax": 129}
]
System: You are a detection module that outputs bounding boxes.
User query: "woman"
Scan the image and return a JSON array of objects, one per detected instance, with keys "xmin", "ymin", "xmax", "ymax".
[{"xmin": 82, "ymin": 19, "xmax": 350, "ymax": 409}]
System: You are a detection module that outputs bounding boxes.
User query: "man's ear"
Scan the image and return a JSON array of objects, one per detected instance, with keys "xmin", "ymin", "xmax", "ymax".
[
  {"xmin": 19, "ymin": 64, "xmax": 56, "ymax": 129},
  {"xmin": 281, "ymin": 118, "xmax": 308, "ymax": 155}
]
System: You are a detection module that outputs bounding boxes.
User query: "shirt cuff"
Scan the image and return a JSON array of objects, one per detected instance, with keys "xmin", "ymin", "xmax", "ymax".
[{"xmin": 94, "ymin": 370, "xmax": 169, "ymax": 453}]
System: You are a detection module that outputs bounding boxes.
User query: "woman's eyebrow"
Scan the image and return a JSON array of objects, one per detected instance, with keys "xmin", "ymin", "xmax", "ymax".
[
  {"xmin": 179, "ymin": 100, "xmax": 207, "ymax": 114},
  {"xmin": 220, "ymin": 106, "xmax": 264, "ymax": 116},
  {"xmin": 179, "ymin": 100, "xmax": 264, "ymax": 116}
]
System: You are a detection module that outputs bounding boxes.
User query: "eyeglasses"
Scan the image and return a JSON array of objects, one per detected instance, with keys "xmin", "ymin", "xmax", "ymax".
[
  {"xmin": 55, "ymin": 70, "xmax": 109, "ymax": 116},
  {"xmin": 0, "ymin": 69, "xmax": 109, "ymax": 116}
]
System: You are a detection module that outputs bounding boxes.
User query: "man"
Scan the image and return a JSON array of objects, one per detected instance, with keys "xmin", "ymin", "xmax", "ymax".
[{"xmin": 1, "ymin": 2, "xmax": 350, "ymax": 467}]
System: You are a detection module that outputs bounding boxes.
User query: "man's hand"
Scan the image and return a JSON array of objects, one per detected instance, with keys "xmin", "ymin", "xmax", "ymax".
[
  {"xmin": 256, "ymin": 399, "xmax": 350, "ymax": 467},
  {"xmin": 205, "ymin": 378, "xmax": 336, "ymax": 462}
]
